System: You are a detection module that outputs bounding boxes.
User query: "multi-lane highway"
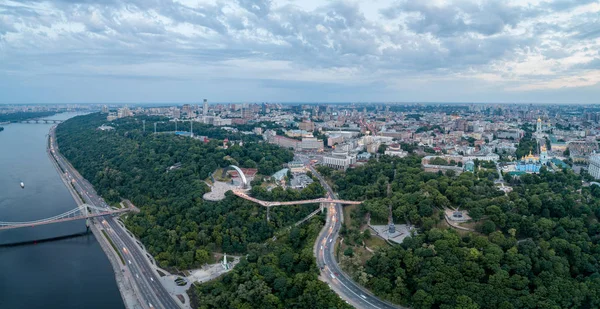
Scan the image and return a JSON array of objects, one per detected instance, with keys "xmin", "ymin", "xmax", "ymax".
[
  {"xmin": 304, "ymin": 156, "xmax": 400, "ymax": 309},
  {"xmin": 49, "ymin": 126, "xmax": 181, "ymax": 309}
]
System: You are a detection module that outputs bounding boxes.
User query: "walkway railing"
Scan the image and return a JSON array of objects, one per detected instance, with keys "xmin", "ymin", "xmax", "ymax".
[
  {"xmin": 232, "ymin": 190, "xmax": 362, "ymax": 207},
  {"xmin": 0, "ymin": 204, "xmax": 133, "ymax": 231}
]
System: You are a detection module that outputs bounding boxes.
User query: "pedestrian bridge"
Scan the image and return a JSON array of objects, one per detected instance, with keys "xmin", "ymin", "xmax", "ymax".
[
  {"xmin": 232, "ymin": 190, "xmax": 362, "ymax": 207},
  {"xmin": 0, "ymin": 204, "xmax": 136, "ymax": 231},
  {"xmin": 232, "ymin": 190, "xmax": 361, "ymax": 222}
]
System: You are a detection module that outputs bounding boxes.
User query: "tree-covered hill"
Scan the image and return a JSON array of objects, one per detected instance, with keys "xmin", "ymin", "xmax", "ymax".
[
  {"xmin": 332, "ymin": 156, "xmax": 600, "ymax": 309},
  {"xmin": 56, "ymin": 113, "xmax": 311, "ymax": 269},
  {"xmin": 193, "ymin": 219, "xmax": 352, "ymax": 309}
]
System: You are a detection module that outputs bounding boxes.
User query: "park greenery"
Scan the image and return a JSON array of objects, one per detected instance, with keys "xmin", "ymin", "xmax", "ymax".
[
  {"xmin": 0, "ymin": 111, "xmax": 56, "ymax": 122},
  {"xmin": 56, "ymin": 113, "xmax": 323, "ymax": 270},
  {"xmin": 193, "ymin": 219, "xmax": 352, "ymax": 309},
  {"xmin": 328, "ymin": 155, "xmax": 600, "ymax": 309},
  {"xmin": 58, "ymin": 113, "xmax": 348, "ymax": 308}
]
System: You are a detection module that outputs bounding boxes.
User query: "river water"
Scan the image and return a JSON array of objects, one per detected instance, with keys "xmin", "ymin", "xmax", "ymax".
[{"xmin": 0, "ymin": 112, "xmax": 125, "ymax": 309}]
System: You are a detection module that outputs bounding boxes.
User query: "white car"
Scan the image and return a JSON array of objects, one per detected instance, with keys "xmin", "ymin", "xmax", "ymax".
[
  {"xmin": 128, "ymin": 260, "xmax": 131, "ymax": 265},
  {"xmin": 150, "ymin": 277, "xmax": 154, "ymax": 282}
]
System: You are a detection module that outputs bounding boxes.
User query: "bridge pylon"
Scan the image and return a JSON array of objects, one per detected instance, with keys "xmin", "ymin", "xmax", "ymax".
[{"xmin": 83, "ymin": 204, "xmax": 90, "ymax": 230}]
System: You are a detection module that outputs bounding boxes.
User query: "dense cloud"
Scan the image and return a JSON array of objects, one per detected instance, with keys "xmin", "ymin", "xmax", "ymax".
[{"xmin": 0, "ymin": 0, "xmax": 599, "ymax": 103}]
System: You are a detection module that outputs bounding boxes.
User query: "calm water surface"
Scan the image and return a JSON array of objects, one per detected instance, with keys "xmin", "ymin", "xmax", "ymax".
[{"xmin": 0, "ymin": 112, "xmax": 125, "ymax": 309}]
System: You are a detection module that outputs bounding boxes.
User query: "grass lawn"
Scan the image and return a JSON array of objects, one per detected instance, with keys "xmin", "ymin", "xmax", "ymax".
[
  {"xmin": 364, "ymin": 235, "xmax": 388, "ymax": 251},
  {"xmin": 342, "ymin": 204, "xmax": 357, "ymax": 227}
]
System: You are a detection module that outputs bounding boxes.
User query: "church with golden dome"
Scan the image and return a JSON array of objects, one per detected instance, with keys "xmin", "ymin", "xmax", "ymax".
[{"xmin": 516, "ymin": 145, "xmax": 548, "ymax": 173}]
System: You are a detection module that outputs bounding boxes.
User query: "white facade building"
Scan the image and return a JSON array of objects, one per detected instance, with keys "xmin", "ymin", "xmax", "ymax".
[
  {"xmin": 301, "ymin": 137, "xmax": 324, "ymax": 150},
  {"xmin": 462, "ymin": 153, "xmax": 500, "ymax": 163},
  {"xmin": 588, "ymin": 154, "xmax": 600, "ymax": 180},
  {"xmin": 384, "ymin": 144, "xmax": 407, "ymax": 157},
  {"xmin": 323, "ymin": 149, "xmax": 356, "ymax": 170}
]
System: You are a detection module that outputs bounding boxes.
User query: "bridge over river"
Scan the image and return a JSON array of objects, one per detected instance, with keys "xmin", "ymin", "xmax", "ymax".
[{"xmin": 0, "ymin": 203, "xmax": 137, "ymax": 231}]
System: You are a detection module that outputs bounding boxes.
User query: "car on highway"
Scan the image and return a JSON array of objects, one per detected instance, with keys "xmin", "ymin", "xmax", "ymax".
[{"xmin": 150, "ymin": 277, "xmax": 154, "ymax": 282}]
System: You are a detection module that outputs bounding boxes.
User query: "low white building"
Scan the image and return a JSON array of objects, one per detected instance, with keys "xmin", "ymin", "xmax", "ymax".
[
  {"xmin": 323, "ymin": 148, "xmax": 356, "ymax": 170},
  {"xmin": 463, "ymin": 153, "xmax": 500, "ymax": 163},
  {"xmin": 384, "ymin": 144, "xmax": 407, "ymax": 158}
]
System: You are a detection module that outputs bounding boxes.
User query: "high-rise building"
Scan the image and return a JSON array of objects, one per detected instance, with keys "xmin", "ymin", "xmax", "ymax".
[
  {"xmin": 242, "ymin": 108, "xmax": 253, "ymax": 119},
  {"xmin": 203, "ymin": 99, "xmax": 209, "ymax": 116},
  {"xmin": 172, "ymin": 108, "xmax": 181, "ymax": 119},
  {"xmin": 182, "ymin": 104, "xmax": 192, "ymax": 117},
  {"xmin": 117, "ymin": 106, "xmax": 132, "ymax": 118},
  {"xmin": 102, "ymin": 105, "xmax": 108, "ymax": 113}
]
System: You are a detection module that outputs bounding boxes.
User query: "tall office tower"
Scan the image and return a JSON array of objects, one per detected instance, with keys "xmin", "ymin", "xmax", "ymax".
[{"xmin": 203, "ymin": 99, "xmax": 209, "ymax": 116}]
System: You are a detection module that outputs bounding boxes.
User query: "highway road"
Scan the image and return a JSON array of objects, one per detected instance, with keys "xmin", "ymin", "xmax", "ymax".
[
  {"xmin": 49, "ymin": 126, "xmax": 181, "ymax": 309},
  {"xmin": 301, "ymin": 155, "xmax": 401, "ymax": 309}
]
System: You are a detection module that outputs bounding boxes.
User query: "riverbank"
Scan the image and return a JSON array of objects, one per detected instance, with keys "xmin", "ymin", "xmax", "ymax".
[{"xmin": 47, "ymin": 126, "xmax": 141, "ymax": 309}]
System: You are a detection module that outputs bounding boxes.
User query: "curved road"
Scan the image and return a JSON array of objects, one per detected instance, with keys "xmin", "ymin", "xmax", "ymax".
[
  {"xmin": 50, "ymin": 126, "xmax": 180, "ymax": 309},
  {"xmin": 306, "ymin": 160, "xmax": 402, "ymax": 309}
]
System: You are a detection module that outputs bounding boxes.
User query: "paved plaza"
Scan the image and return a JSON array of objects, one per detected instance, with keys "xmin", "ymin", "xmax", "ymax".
[
  {"xmin": 203, "ymin": 181, "xmax": 238, "ymax": 201},
  {"xmin": 369, "ymin": 224, "xmax": 413, "ymax": 244}
]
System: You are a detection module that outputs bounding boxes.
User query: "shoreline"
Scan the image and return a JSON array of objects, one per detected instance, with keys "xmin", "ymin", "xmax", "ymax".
[{"xmin": 47, "ymin": 125, "xmax": 143, "ymax": 309}]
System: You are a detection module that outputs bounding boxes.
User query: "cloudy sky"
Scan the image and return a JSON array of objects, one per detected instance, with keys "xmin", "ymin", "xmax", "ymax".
[{"xmin": 1, "ymin": 0, "xmax": 599, "ymax": 104}]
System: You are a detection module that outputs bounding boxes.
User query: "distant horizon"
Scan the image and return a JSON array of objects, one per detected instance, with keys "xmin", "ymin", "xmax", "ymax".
[{"xmin": 1, "ymin": 101, "xmax": 600, "ymax": 106}]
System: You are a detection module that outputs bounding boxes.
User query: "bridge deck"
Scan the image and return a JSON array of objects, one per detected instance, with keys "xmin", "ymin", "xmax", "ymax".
[
  {"xmin": 0, "ymin": 208, "xmax": 130, "ymax": 231},
  {"xmin": 232, "ymin": 190, "xmax": 362, "ymax": 207}
]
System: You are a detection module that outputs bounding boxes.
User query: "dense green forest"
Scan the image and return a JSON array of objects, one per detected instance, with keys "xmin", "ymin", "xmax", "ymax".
[
  {"xmin": 332, "ymin": 156, "xmax": 600, "ymax": 308},
  {"xmin": 55, "ymin": 113, "xmax": 321, "ymax": 269},
  {"xmin": 193, "ymin": 219, "xmax": 352, "ymax": 309},
  {"xmin": 0, "ymin": 111, "xmax": 56, "ymax": 122}
]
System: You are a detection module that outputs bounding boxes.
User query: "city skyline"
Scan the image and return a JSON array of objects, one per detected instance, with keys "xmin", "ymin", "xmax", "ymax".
[{"xmin": 2, "ymin": 0, "xmax": 600, "ymax": 104}]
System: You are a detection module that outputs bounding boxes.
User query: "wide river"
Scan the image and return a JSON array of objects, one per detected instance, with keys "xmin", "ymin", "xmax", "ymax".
[{"xmin": 0, "ymin": 112, "xmax": 125, "ymax": 309}]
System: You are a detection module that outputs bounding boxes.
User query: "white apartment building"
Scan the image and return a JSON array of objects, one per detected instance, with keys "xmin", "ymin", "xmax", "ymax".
[{"xmin": 588, "ymin": 154, "xmax": 600, "ymax": 180}]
